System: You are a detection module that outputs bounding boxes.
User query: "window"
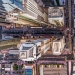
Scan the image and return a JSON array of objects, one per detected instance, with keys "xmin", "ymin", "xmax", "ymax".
[
  {"xmin": 2, "ymin": 64, "xmax": 5, "ymax": 68},
  {"xmin": 50, "ymin": 64, "xmax": 54, "ymax": 68},
  {"xmin": 29, "ymin": 48, "xmax": 33, "ymax": 57},
  {"xmin": 5, "ymin": 64, "xmax": 11, "ymax": 68},
  {"xmin": 41, "ymin": 41, "xmax": 44, "ymax": 46},
  {"xmin": 38, "ymin": 46, "xmax": 41, "ymax": 53},
  {"xmin": 15, "ymin": 0, "xmax": 23, "ymax": 3},
  {"xmin": 44, "ymin": 65, "xmax": 49, "ymax": 68},
  {"xmin": 44, "ymin": 65, "xmax": 47, "ymax": 68},
  {"xmin": 22, "ymin": 47, "xmax": 31, "ymax": 50}
]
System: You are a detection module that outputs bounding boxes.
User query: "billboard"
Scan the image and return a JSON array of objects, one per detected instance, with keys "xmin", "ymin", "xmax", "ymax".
[
  {"xmin": 19, "ymin": 51, "xmax": 27, "ymax": 59},
  {"xmin": 48, "ymin": 7, "xmax": 64, "ymax": 27}
]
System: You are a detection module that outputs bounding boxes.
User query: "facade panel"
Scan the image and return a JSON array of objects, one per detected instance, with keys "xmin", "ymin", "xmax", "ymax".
[
  {"xmin": 23, "ymin": 0, "xmax": 48, "ymax": 22},
  {"xmin": 0, "ymin": 0, "xmax": 8, "ymax": 39}
]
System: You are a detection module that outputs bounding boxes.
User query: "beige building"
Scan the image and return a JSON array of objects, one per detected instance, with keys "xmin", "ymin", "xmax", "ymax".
[
  {"xmin": 39, "ymin": 64, "xmax": 67, "ymax": 75},
  {"xmin": 5, "ymin": 0, "xmax": 49, "ymax": 27},
  {"xmin": 22, "ymin": 0, "xmax": 48, "ymax": 22},
  {"xmin": 48, "ymin": 7, "xmax": 64, "ymax": 27}
]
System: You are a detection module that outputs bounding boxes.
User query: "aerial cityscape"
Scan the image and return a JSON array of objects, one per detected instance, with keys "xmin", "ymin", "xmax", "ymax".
[{"xmin": 0, "ymin": 0, "xmax": 75, "ymax": 75}]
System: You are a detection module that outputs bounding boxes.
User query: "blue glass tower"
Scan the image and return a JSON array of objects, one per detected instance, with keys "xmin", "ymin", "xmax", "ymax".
[
  {"xmin": 0, "ymin": 0, "xmax": 7, "ymax": 39},
  {"xmin": 1, "ymin": 0, "xmax": 24, "ymax": 12},
  {"xmin": 0, "ymin": 0, "xmax": 24, "ymax": 39}
]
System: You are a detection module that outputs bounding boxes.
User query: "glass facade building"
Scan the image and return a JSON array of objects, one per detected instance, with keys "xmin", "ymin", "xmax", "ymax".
[
  {"xmin": 0, "ymin": 0, "xmax": 24, "ymax": 39},
  {"xmin": 1, "ymin": 0, "xmax": 24, "ymax": 12},
  {"xmin": 0, "ymin": 0, "xmax": 7, "ymax": 39}
]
